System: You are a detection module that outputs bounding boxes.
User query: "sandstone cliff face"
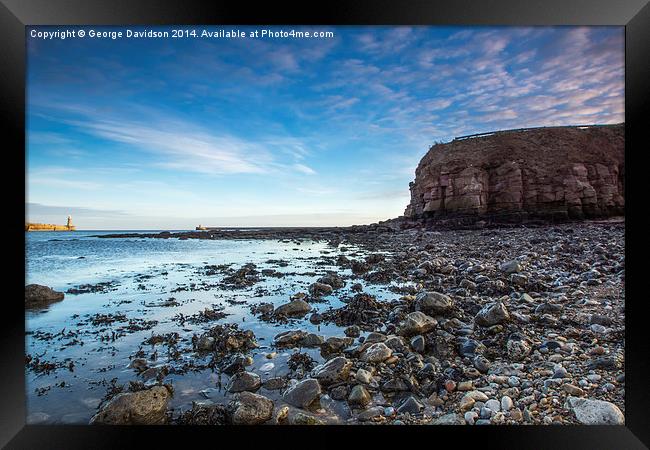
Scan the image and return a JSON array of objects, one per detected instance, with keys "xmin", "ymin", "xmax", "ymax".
[{"xmin": 404, "ymin": 124, "xmax": 624, "ymax": 223}]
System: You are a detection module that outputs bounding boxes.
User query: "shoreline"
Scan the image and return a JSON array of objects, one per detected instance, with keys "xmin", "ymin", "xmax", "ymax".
[{"xmin": 26, "ymin": 220, "xmax": 625, "ymax": 425}]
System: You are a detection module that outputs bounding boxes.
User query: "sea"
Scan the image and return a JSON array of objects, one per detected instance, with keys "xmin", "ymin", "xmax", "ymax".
[{"xmin": 25, "ymin": 230, "xmax": 405, "ymax": 424}]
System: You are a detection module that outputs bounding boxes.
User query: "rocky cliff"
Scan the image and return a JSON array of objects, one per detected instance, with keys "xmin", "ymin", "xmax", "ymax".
[{"xmin": 403, "ymin": 124, "xmax": 624, "ymax": 225}]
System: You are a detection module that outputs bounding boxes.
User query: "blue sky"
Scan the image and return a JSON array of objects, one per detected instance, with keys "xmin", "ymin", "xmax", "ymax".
[{"xmin": 26, "ymin": 26, "xmax": 624, "ymax": 229}]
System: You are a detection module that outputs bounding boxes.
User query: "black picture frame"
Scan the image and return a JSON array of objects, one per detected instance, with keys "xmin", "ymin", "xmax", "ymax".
[{"xmin": 2, "ymin": 0, "xmax": 648, "ymax": 448}]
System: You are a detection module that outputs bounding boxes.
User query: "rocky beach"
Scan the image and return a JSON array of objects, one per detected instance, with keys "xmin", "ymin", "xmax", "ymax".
[
  {"xmin": 25, "ymin": 124, "xmax": 626, "ymax": 426},
  {"xmin": 25, "ymin": 218, "xmax": 625, "ymax": 426}
]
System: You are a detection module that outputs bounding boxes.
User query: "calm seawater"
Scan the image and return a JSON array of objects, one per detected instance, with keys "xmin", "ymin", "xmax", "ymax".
[{"xmin": 25, "ymin": 231, "xmax": 402, "ymax": 424}]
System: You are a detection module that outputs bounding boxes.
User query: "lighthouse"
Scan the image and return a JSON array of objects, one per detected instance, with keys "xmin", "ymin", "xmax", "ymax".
[{"xmin": 67, "ymin": 215, "xmax": 73, "ymax": 230}]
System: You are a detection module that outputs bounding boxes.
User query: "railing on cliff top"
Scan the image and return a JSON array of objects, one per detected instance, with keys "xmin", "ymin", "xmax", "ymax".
[{"xmin": 452, "ymin": 123, "xmax": 623, "ymax": 142}]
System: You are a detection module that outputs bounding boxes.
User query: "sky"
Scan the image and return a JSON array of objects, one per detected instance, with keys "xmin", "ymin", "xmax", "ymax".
[{"xmin": 26, "ymin": 26, "xmax": 624, "ymax": 230}]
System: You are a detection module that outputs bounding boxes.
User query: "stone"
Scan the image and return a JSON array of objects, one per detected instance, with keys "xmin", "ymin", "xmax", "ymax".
[
  {"xmin": 485, "ymin": 399, "xmax": 501, "ymax": 412},
  {"xmin": 292, "ymin": 412, "xmax": 324, "ymax": 425},
  {"xmin": 317, "ymin": 273, "xmax": 345, "ymax": 289},
  {"xmin": 227, "ymin": 371, "xmax": 261, "ymax": 393},
  {"xmin": 563, "ymin": 384, "xmax": 585, "ymax": 396},
  {"xmin": 262, "ymin": 377, "xmax": 286, "ymax": 390},
  {"xmin": 25, "ymin": 284, "xmax": 65, "ymax": 309},
  {"xmin": 308, "ymin": 282, "xmax": 333, "ymax": 297},
  {"xmin": 566, "ymin": 397, "xmax": 624, "ymax": 425},
  {"xmin": 283, "ymin": 379, "xmax": 321, "ymax": 408},
  {"xmin": 348, "ymin": 385, "xmax": 372, "ymax": 407},
  {"xmin": 415, "ymin": 291, "xmax": 454, "ymax": 316},
  {"xmin": 330, "ymin": 385, "xmax": 348, "ymax": 400},
  {"xmin": 355, "ymin": 369, "xmax": 373, "ymax": 384},
  {"xmin": 358, "ymin": 406, "xmax": 383, "ymax": 421},
  {"xmin": 500, "ymin": 260, "xmax": 522, "ymax": 274},
  {"xmin": 89, "ymin": 386, "xmax": 170, "ymax": 425},
  {"xmin": 506, "ymin": 336, "xmax": 532, "ymax": 361},
  {"xmin": 344, "ymin": 326, "xmax": 361, "ymax": 337},
  {"xmin": 311, "ymin": 356, "xmax": 352, "ymax": 385},
  {"xmin": 432, "ymin": 413, "xmax": 465, "ymax": 425},
  {"xmin": 398, "ymin": 311, "xmax": 437, "ymax": 336},
  {"xmin": 274, "ymin": 299, "xmax": 311, "ymax": 316},
  {"xmin": 361, "ymin": 342, "xmax": 393, "ymax": 363},
  {"xmin": 274, "ymin": 330, "xmax": 307, "ymax": 347},
  {"xmin": 397, "ymin": 396, "xmax": 424, "ymax": 414},
  {"xmin": 301, "ymin": 333, "xmax": 325, "ymax": 347},
  {"xmin": 410, "ymin": 335, "xmax": 426, "ymax": 353},
  {"xmin": 475, "ymin": 302, "xmax": 510, "ymax": 327},
  {"xmin": 229, "ymin": 392, "xmax": 274, "ymax": 425},
  {"xmin": 501, "ymin": 396, "xmax": 514, "ymax": 411},
  {"xmin": 473, "ymin": 355, "xmax": 491, "ymax": 373}
]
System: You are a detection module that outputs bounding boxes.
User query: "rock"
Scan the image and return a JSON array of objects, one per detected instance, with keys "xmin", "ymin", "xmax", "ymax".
[
  {"xmin": 317, "ymin": 273, "xmax": 345, "ymax": 289},
  {"xmin": 283, "ymin": 379, "xmax": 321, "ymax": 408},
  {"xmin": 415, "ymin": 291, "xmax": 454, "ymax": 316},
  {"xmin": 220, "ymin": 353, "xmax": 252, "ymax": 376},
  {"xmin": 301, "ymin": 333, "xmax": 325, "ymax": 347},
  {"xmin": 348, "ymin": 385, "xmax": 372, "ymax": 407},
  {"xmin": 309, "ymin": 313, "xmax": 323, "ymax": 324},
  {"xmin": 432, "ymin": 413, "xmax": 465, "ymax": 425},
  {"xmin": 358, "ymin": 406, "xmax": 383, "ymax": 421},
  {"xmin": 360, "ymin": 342, "xmax": 393, "ymax": 363},
  {"xmin": 459, "ymin": 338, "xmax": 485, "ymax": 357},
  {"xmin": 410, "ymin": 335, "xmax": 426, "ymax": 353},
  {"xmin": 381, "ymin": 379, "xmax": 409, "ymax": 392},
  {"xmin": 274, "ymin": 330, "xmax": 307, "ymax": 347},
  {"xmin": 89, "ymin": 386, "xmax": 170, "ymax": 425},
  {"xmin": 196, "ymin": 336, "xmax": 215, "ymax": 351},
  {"xmin": 398, "ymin": 311, "xmax": 438, "ymax": 336},
  {"xmin": 25, "ymin": 284, "xmax": 65, "ymax": 309},
  {"xmin": 552, "ymin": 366, "xmax": 569, "ymax": 379},
  {"xmin": 355, "ymin": 369, "xmax": 373, "ymax": 384},
  {"xmin": 501, "ymin": 396, "xmax": 514, "ymax": 411},
  {"xmin": 330, "ymin": 385, "xmax": 348, "ymax": 400},
  {"xmin": 276, "ymin": 405, "xmax": 289, "ymax": 423},
  {"xmin": 392, "ymin": 125, "xmax": 626, "ymax": 223},
  {"xmin": 500, "ymin": 260, "xmax": 522, "ymax": 274},
  {"xmin": 321, "ymin": 336, "xmax": 354, "ymax": 354},
  {"xmin": 292, "ymin": 412, "xmax": 324, "ymax": 425},
  {"xmin": 308, "ymin": 282, "xmax": 333, "ymax": 297},
  {"xmin": 397, "ymin": 396, "xmax": 423, "ymax": 414},
  {"xmin": 475, "ymin": 302, "xmax": 510, "ymax": 327},
  {"xmin": 229, "ymin": 392, "xmax": 273, "ymax": 425},
  {"xmin": 344, "ymin": 325, "xmax": 361, "ymax": 337},
  {"xmin": 485, "ymin": 399, "xmax": 501, "ymax": 412},
  {"xmin": 311, "ymin": 356, "xmax": 352, "ymax": 385},
  {"xmin": 262, "ymin": 377, "xmax": 286, "ymax": 390},
  {"xmin": 506, "ymin": 335, "xmax": 532, "ymax": 361},
  {"xmin": 473, "ymin": 355, "xmax": 491, "ymax": 373},
  {"xmin": 456, "ymin": 381, "xmax": 473, "ymax": 391},
  {"xmin": 465, "ymin": 411, "xmax": 478, "ymax": 425},
  {"xmin": 563, "ymin": 384, "xmax": 585, "ymax": 396},
  {"xmin": 227, "ymin": 371, "xmax": 261, "ymax": 393},
  {"xmin": 566, "ymin": 397, "xmax": 624, "ymax": 425},
  {"xmin": 274, "ymin": 299, "xmax": 312, "ymax": 316}
]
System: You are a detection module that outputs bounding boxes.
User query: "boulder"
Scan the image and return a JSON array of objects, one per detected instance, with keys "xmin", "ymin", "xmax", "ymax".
[
  {"xmin": 89, "ymin": 386, "xmax": 170, "ymax": 425},
  {"xmin": 229, "ymin": 392, "xmax": 274, "ymax": 425},
  {"xmin": 227, "ymin": 371, "xmax": 261, "ymax": 393},
  {"xmin": 398, "ymin": 311, "xmax": 437, "ymax": 336},
  {"xmin": 360, "ymin": 342, "xmax": 393, "ymax": 363},
  {"xmin": 415, "ymin": 291, "xmax": 453, "ymax": 316},
  {"xmin": 274, "ymin": 299, "xmax": 312, "ymax": 316},
  {"xmin": 474, "ymin": 302, "xmax": 510, "ymax": 327},
  {"xmin": 311, "ymin": 356, "xmax": 352, "ymax": 385},
  {"xmin": 283, "ymin": 378, "xmax": 321, "ymax": 408},
  {"xmin": 25, "ymin": 284, "xmax": 64, "ymax": 309},
  {"xmin": 566, "ymin": 397, "xmax": 624, "ymax": 425}
]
